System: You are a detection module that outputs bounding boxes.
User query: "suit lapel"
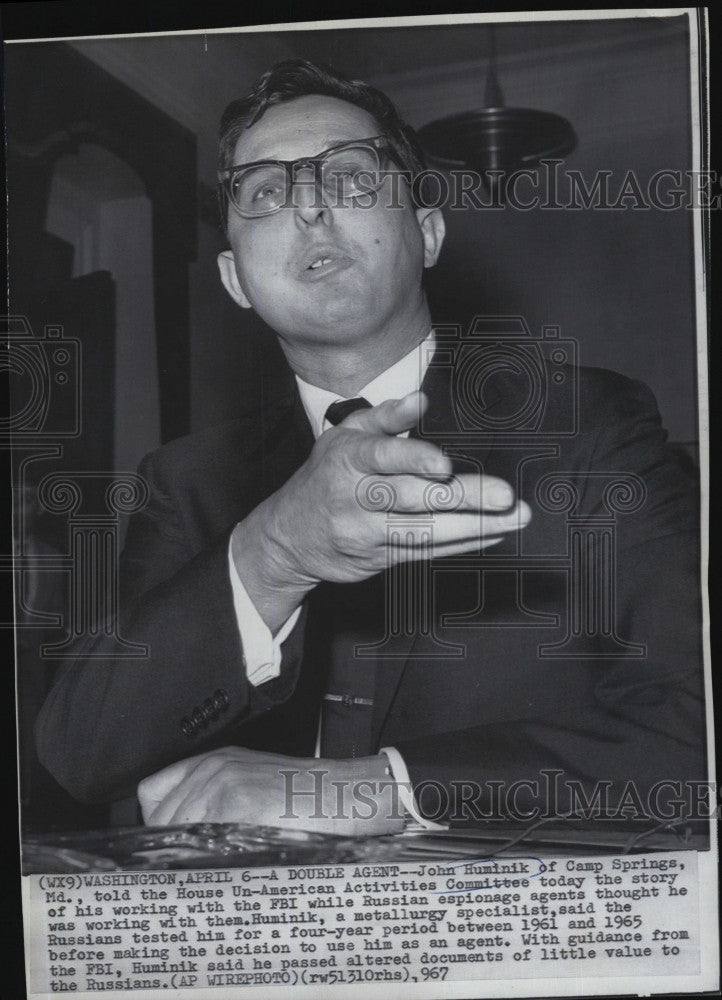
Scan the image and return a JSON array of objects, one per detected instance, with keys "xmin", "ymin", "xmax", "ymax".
[
  {"xmin": 254, "ymin": 385, "xmax": 314, "ymax": 502},
  {"xmin": 370, "ymin": 351, "xmax": 464, "ymax": 741},
  {"xmin": 371, "ymin": 341, "xmax": 511, "ymax": 742}
]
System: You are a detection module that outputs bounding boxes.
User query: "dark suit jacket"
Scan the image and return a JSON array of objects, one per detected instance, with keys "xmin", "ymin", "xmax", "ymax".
[{"xmin": 36, "ymin": 353, "xmax": 706, "ymax": 823}]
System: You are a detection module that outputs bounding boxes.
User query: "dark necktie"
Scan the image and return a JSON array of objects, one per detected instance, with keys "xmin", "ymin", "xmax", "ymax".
[
  {"xmin": 324, "ymin": 396, "xmax": 372, "ymax": 426},
  {"xmin": 317, "ymin": 396, "xmax": 377, "ymax": 758}
]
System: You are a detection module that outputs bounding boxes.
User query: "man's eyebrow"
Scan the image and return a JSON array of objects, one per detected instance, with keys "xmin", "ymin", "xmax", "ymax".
[{"xmin": 236, "ymin": 136, "xmax": 365, "ymax": 166}]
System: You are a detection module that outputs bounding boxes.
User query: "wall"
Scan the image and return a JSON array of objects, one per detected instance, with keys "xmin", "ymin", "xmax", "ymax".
[{"xmin": 45, "ymin": 144, "xmax": 162, "ymax": 473}]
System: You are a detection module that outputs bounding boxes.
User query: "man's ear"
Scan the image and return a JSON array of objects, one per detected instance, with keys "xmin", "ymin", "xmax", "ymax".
[
  {"xmin": 217, "ymin": 250, "xmax": 252, "ymax": 309},
  {"xmin": 416, "ymin": 207, "xmax": 446, "ymax": 269}
]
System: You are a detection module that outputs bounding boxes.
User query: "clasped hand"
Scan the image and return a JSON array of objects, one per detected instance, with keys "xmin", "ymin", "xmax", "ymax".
[{"xmin": 138, "ymin": 747, "xmax": 406, "ymax": 836}]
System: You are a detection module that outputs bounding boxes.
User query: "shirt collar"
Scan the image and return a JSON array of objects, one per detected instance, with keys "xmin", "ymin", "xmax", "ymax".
[{"xmin": 296, "ymin": 330, "xmax": 435, "ymax": 439}]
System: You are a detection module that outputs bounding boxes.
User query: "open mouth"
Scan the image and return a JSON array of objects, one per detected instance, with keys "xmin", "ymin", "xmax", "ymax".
[
  {"xmin": 308, "ymin": 256, "xmax": 334, "ymax": 270},
  {"xmin": 299, "ymin": 249, "xmax": 354, "ymax": 280}
]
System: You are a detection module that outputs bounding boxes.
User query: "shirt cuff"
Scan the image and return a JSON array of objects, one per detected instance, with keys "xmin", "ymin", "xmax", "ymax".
[
  {"xmin": 228, "ymin": 537, "xmax": 302, "ymax": 686},
  {"xmin": 379, "ymin": 746, "xmax": 448, "ymax": 831}
]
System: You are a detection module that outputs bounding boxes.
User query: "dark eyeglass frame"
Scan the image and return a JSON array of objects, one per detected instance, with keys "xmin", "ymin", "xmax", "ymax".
[{"xmin": 218, "ymin": 135, "xmax": 405, "ymax": 219}]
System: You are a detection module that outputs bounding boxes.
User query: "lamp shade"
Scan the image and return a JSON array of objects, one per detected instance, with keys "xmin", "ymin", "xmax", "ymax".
[{"xmin": 417, "ymin": 107, "xmax": 577, "ymax": 174}]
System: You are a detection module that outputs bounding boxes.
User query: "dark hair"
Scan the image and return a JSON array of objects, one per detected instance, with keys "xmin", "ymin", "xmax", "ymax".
[{"xmin": 218, "ymin": 59, "xmax": 428, "ymax": 219}]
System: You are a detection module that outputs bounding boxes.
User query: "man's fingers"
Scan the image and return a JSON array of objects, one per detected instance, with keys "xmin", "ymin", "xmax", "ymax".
[
  {"xmin": 342, "ymin": 390, "xmax": 427, "ymax": 436},
  {"xmin": 137, "ymin": 756, "xmax": 199, "ymax": 820},
  {"xmin": 387, "ymin": 500, "xmax": 532, "ymax": 549},
  {"xmin": 428, "ymin": 535, "xmax": 505, "ymax": 558},
  {"xmin": 165, "ymin": 785, "xmax": 213, "ymax": 826},
  {"xmin": 355, "ymin": 472, "xmax": 515, "ymax": 513},
  {"xmin": 143, "ymin": 776, "xmax": 196, "ymax": 826},
  {"xmin": 327, "ymin": 391, "xmax": 458, "ymax": 476},
  {"xmin": 142, "ymin": 756, "xmax": 223, "ymax": 826},
  {"xmin": 354, "ymin": 433, "xmax": 451, "ymax": 477}
]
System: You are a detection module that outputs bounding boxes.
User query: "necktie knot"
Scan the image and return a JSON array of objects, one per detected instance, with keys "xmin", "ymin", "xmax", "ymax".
[{"xmin": 324, "ymin": 397, "xmax": 372, "ymax": 426}]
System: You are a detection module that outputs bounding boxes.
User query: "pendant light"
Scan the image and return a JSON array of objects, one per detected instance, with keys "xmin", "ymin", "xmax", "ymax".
[{"xmin": 417, "ymin": 26, "xmax": 577, "ymax": 200}]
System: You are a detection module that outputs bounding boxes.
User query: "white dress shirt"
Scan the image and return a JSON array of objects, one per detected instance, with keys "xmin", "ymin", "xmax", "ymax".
[{"xmin": 228, "ymin": 330, "xmax": 445, "ymax": 829}]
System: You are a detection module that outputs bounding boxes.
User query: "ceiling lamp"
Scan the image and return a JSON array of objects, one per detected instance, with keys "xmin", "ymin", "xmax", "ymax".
[{"xmin": 417, "ymin": 27, "xmax": 577, "ymax": 195}]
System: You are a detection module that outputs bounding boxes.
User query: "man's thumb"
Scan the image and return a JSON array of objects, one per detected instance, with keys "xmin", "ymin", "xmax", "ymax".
[{"xmin": 343, "ymin": 390, "xmax": 428, "ymax": 436}]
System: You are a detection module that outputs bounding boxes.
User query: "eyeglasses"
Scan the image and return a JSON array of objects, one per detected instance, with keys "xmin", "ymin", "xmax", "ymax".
[{"xmin": 218, "ymin": 135, "xmax": 403, "ymax": 218}]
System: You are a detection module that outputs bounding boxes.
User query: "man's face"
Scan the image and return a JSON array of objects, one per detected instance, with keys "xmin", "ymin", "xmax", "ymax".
[{"xmin": 218, "ymin": 95, "xmax": 443, "ymax": 349}]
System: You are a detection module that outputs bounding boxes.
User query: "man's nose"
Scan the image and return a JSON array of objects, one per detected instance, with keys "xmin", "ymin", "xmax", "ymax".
[{"xmin": 292, "ymin": 167, "xmax": 332, "ymax": 227}]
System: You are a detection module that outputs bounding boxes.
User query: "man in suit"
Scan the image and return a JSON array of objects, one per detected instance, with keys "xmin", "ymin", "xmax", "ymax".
[{"xmin": 36, "ymin": 60, "xmax": 705, "ymax": 835}]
